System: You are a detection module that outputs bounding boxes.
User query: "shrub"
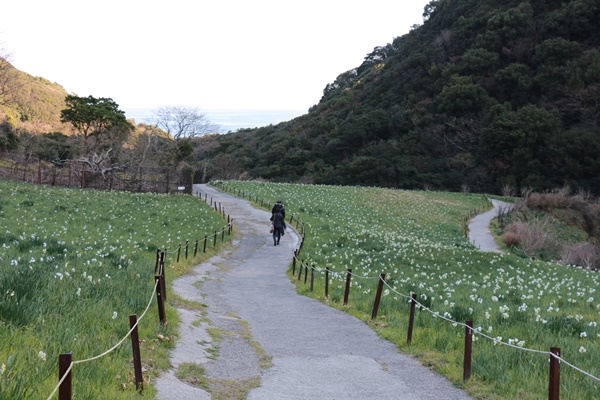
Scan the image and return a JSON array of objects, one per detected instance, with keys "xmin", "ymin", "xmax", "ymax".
[
  {"xmin": 502, "ymin": 230, "xmax": 520, "ymax": 247},
  {"xmin": 503, "ymin": 220, "xmax": 558, "ymax": 257},
  {"xmin": 560, "ymin": 241, "xmax": 599, "ymax": 269}
]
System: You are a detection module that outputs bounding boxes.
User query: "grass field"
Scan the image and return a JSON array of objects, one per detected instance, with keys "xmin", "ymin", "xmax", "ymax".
[
  {"xmin": 0, "ymin": 180, "xmax": 230, "ymax": 399},
  {"xmin": 214, "ymin": 180, "xmax": 600, "ymax": 400}
]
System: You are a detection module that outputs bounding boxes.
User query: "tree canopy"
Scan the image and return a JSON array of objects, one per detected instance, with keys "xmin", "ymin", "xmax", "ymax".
[
  {"xmin": 60, "ymin": 95, "xmax": 133, "ymax": 153},
  {"xmin": 194, "ymin": 0, "xmax": 600, "ymax": 195}
]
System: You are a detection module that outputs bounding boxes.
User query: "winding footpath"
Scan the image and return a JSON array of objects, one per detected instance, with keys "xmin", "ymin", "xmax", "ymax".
[
  {"xmin": 468, "ymin": 199, "xmax": 514, "ymax": 253},
  {"xmin": 155, "ymin": 184, "xmax": 474, "ymax": 400}
]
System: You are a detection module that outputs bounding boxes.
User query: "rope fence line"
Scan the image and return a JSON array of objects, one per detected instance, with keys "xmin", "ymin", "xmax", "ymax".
[
  {"xmin": 292, "ymin": 248, "xmax": 600, "ymax": 386},
  {"xmin": 46, "ymin": 191, "xmax": 235, "ymax": 400},
  {"xmin": 215, "ymin": 183, "xmax": 600, "ymax": 399}
]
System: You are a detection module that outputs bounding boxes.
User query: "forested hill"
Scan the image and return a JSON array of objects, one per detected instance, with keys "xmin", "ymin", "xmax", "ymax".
[
  {"xmin": 0, "ymin": 61, "xmax": 68, "ymax": 133},
  {"xmin": 196, "ymin": 0, "xmax": 600, "ymax": 195}
]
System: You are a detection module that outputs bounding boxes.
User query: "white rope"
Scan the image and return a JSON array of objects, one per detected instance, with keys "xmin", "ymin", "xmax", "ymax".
[
  {"xmin": 380, "ymin": 279, "xmax": 600, "ymax": 382},
  {"xmin": 45, "ymin": 279, "xmax": 159, "ymax": 399}
]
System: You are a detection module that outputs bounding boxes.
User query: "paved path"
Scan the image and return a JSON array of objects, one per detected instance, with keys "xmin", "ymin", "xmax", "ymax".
[
  {"xmin": 468, "ymin": 199, "xmax": 514, "ymax": 253},
  {"xmin": 155, "ymin": 184, "xmax": 473, "ymax": 400}
]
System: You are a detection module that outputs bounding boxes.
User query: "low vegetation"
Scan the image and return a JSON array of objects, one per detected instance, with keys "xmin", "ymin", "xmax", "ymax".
[
  {"xmin": 0, "ymin": 179, "xmax": 229, "ymax": 399},
  {"xmin": 499, "ymin": 187, "xmax": 600, "ymax": 269},
  {"xmin": 215, "ymin": 180, "xmax": 600, "ymax": 400}
]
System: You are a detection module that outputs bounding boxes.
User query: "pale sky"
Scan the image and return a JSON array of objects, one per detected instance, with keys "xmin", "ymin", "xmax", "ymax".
[{"xmin": 2, "ymin": 1, "xmax": 431, "ymax": 115}]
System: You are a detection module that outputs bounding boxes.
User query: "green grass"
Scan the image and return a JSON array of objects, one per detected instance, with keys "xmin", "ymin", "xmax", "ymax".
[
  {"xmin": 214, "ymin": 180, "xmax": 600, "ymax": 400},
  {"xmin": 0, "ymin": 179, "xmax": 231, "ymax": 399}
]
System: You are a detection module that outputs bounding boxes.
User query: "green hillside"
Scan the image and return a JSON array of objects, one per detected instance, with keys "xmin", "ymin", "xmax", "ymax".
[
  {"xmin": 0, "ymin": 59, "xmax": 68, "ymax": 133},
  {"xmin": 195, "ymin": 0, "xmax": 600, "ymax": 195}
]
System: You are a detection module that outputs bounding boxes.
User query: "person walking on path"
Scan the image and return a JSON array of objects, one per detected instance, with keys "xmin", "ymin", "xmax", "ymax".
[
  {"xmin": 270, "ymin": 209, "xmax": 286, "ymax": 246},
  {"xmin": 156, "ymin": 183, "xmax": 474, "ymax": 400},
  {"xmin": 271, "ymin": 200, "xmax": 285, "ymax": 219}
]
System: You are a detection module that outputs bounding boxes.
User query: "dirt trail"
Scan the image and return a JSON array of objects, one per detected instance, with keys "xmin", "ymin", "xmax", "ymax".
[{"xmin": 155, "ymin": 184, "xmax": 473, "ymax": 399}]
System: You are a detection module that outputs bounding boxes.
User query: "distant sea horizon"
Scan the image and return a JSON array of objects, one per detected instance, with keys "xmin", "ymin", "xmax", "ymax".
[{"xmin": 123, "ymin": 108, "xmax": 306, "ymax": 134}]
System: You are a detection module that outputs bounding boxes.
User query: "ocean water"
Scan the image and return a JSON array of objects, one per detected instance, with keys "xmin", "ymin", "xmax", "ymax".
[{"xmin": 123, "ymin": 108, "xmax": 305, "ymax": 134}]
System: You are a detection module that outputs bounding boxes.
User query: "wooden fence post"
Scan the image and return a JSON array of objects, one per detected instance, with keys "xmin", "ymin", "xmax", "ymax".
[
  {"xmin": 58, "ymin": 353, "xmax": 72, "ymax": 400},
  {"xmin": 160, "ymin": 252, "xmax": 167, "ymax": 302},
  {"xmin": 298, "ymin": 260, "xmax": 304, "ymax": 281},
  {"xmin": 407, "ymin": 293, "xmax": 417, "ymax": 344},
  {"xmin": 185, "ymin": 240, "xmax": 189, "ymax": 259},
  {"xmin": 325, "ymin": 267, "xmax": 330, "ymax": 298},
  {"xmin": 221, "ymin": 229, "xmax": 225, "ymax": 242},
  {"xmin": 310, "ymin": 265, "xmax": 315, "ymax": 292},
  {"xmin": 343, "ymin": 269, "xmax": 352, "ymax": 306},
  {"xmin": 304, "ymin": 263, "xmax": 309, "ymax": 284},
  {"xmin": 549, "ymin": 347, "xmax": 561, "ymax": 400},
  {"xmin": 154, "ymin": 249, "xmax": 160, "ymax": 274},
  {"xmin": 463, "ymin": 320, "xmax": 473, "ymax": 381},
  {"xmin": 129, "ymin": 315, "xmax": 144, "ymax": 392},
  {"xmin": 194, "ymin": 240, "xmax": 199, "ymax": 257},
  {"xmin": 213, "ymin": 231, "xmax": 217, "ymax": 247},
  {"xmin": 155, "ymin": 275, "xmax": 166, "ymax": 325},
  {"xmin": 176, "ymin": 245, "xmax": 181, "ymax": 262},
  {"xmin": 292, "ymin": 251, "xmax": 297, "ymax": 275},
  {"xmin": 371, "ymin": 274, "xmax": 386, "ymax": 321},
  {"xmin": 204, "ymin": 235, "xmax": 208, "ymax": 253}
]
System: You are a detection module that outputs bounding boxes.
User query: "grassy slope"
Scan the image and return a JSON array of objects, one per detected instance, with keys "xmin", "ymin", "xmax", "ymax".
[
  {"xmin": 0, "ymin": 179, "xmax": 230, "ymax": 399},
  {"xmin": 215, "ymin": 180, "xmax": 600, "ymax": 400}
]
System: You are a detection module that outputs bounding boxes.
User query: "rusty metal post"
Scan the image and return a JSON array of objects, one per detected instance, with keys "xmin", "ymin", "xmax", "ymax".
[
  {"xmin": 58, "ymin": 353, "xmax": 72, "ymax": 400},
  {"xmin": 407, "ymin": 293, "xmax": 417, "ymax": 344},
  {"xmin": 155, "ymin": 275, "xmax": 166, "ymax": 325},
  {"xmin": 176, "ymin": 245, "xmax": 181, "ymax": 262},
  {"xmin": 343, "ymin": 269, "xmax": 352, "ymax": 306},
  {"xmin": 185, "ymin": 240, "xmax": 189, "ymax": 259},
  {"xmin": 371, "ymin": 274, "xmax": 386, "ymax": 321},
  {"xmin": 463, "ymin": 320, "xmax": 473, "ymax": 381},
  {"xmin": 129, "ymin": 315, "xmax": 144, "ymax": 392},
  {"xmin": 204, "ymin": 235, "xmax": 208, "ymax": 253},
  {"xmin": 304, "ymin": 264, "xmax": 308, "ymax": 284},
  {"xmin": 549, "ymin": 347, "xmax": 561, "ymax": 400},
  {"xmin": 221, "ymin": 229, "xmax": 225, "ymax": 242},
  {"xmin": 310, "ymin": 265, "xmax": 315, "ymax": 291},
  {"xmin": 325, "ymin": 267, "xmax": 330, "ymax": 298},
  {"xmin": 194, "ymin": 240, "xmax": 198, "ymax": 257}
]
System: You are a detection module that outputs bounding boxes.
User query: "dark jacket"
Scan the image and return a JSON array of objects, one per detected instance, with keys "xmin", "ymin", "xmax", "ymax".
[
  {"xmin": 271, "ymin": 203, "xmax": 286, "ymax": 219},
  {"xmin": 272, "ymin": 212, "xmax": 286, "ymax": 229}
]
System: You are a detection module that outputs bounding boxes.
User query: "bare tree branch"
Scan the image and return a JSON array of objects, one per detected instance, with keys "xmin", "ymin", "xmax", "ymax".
[{"xmin": 154, "ymin": 106, "xmax": 219, "ymax": 139}]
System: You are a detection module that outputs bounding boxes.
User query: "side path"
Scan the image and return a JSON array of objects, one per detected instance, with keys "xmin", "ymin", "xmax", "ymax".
[
  {"xmin": 156, "ymin": 184, "xmax": 474, "ymax": 399},
  {"xmin": 468, "ymin": 199, "xmax": 514, "ymax": 253}
]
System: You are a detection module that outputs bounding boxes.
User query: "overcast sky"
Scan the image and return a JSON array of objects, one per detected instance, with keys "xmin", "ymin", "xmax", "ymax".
[{"xmin": 2, "ymin": 1, "xmax": 430, "ymax": 115}]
